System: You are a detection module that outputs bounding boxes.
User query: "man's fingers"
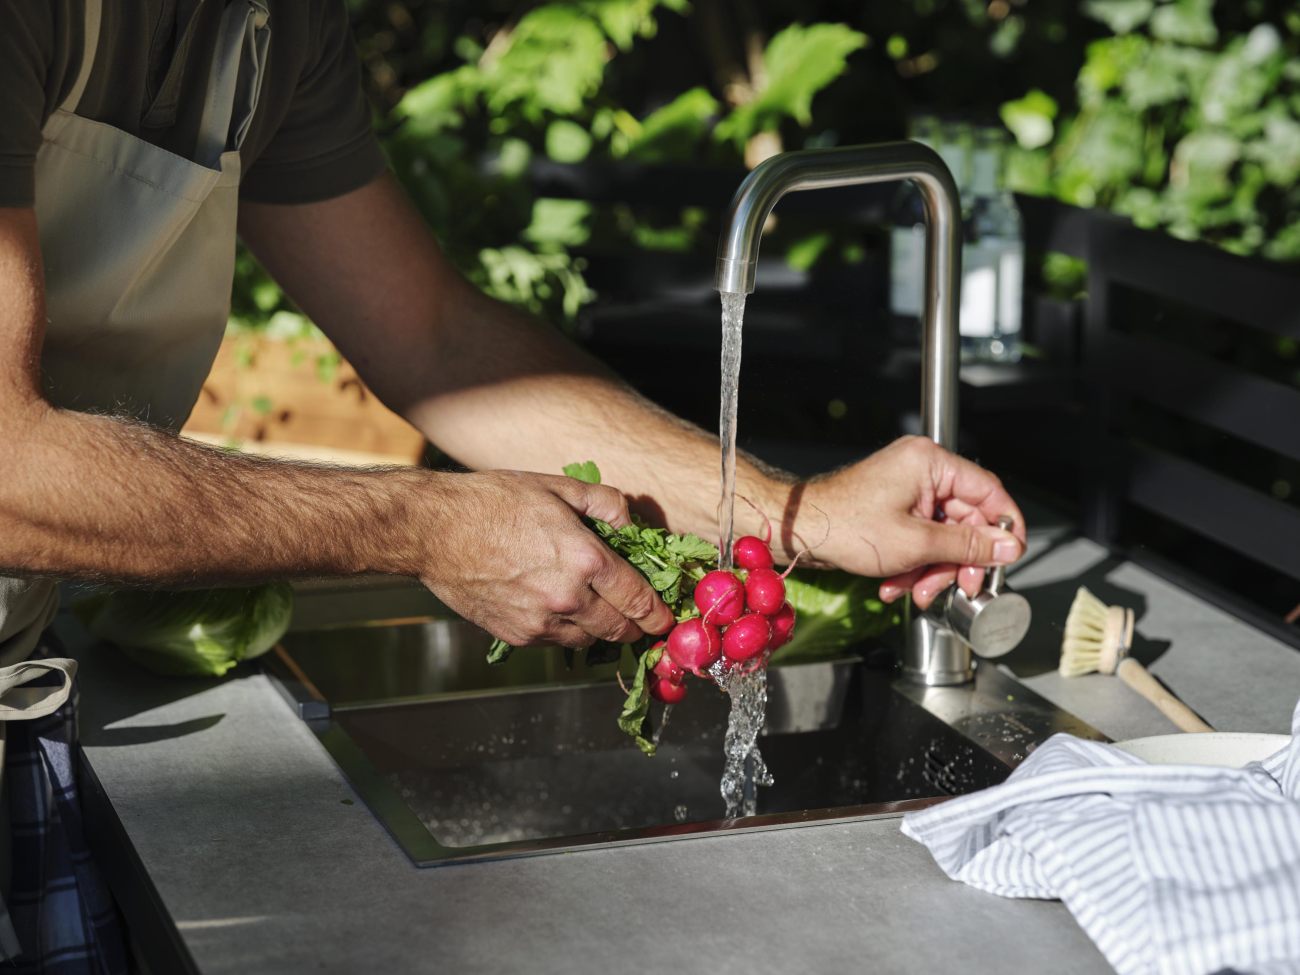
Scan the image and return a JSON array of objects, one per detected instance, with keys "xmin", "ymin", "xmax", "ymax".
[
  {"xmin": 554, "ymin": 477, "xmax": 633, "ymax": 529},
  {"xmin": 941, "ymin": 453, "xmax": 1028, "ymax": 543},
  {"xmin": 911, "ymin": 564, "xmax": 959, "ymax": 609},
  {"xmin": 879, "ymin": 569, "xmax": 923, "ymax": 604},
  {"xmin": 952, "ymin": 507, "xmax": 988, "ymax": 598},
  {"xmin": 568, "ymin": 595, "xmax": 645, "ymax": 645},
  {"xmin": 590, "ymin": 549, "xmax": 675, "ymax": 636},
  {"xmin": 549, "ymin": 621, "xmax": 598, "ymax": 649},
  {"xmin": 957, "ymin": 564, "xmax": 987, "ymax": 598}
]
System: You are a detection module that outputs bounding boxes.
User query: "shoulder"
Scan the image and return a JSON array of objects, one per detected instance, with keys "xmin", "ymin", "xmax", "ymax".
[
  {"xmin": 0, "ymin": 0, "xmax": 81, "ymax": 128},
  {"xmin": 1, "ymin": 0, "xmax": 81, "ymax": 112}
]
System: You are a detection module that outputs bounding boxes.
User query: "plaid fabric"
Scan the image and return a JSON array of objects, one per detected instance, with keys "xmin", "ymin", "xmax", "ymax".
[{"xmin": 3, "ymin": 641, "xmax": 126, "ymax": 975}]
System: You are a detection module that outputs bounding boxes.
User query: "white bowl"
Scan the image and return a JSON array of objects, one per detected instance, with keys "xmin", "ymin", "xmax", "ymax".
[{"xmin": 1112, "ymin": 732, "xmax": 1290, "ymax": 768}]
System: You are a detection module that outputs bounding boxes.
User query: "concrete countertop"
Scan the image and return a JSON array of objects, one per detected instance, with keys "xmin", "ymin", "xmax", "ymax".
[{"xmin": 67, "ymin": 531, "xmax": 1300, "ymax": 975}]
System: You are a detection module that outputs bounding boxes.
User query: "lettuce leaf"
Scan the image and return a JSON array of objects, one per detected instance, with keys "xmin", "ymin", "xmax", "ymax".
[
  {"xmin": 78, "ymin": 583, "xmax": 294, "ymax": 678},
  {"xmin": 768, "ymin": 571, "xmax": 900, "ymax": 664}
]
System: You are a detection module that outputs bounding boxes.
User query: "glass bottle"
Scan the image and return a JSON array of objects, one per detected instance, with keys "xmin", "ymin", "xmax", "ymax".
[
  {"xmin": 889, "ymin": 115, "xmax": 940, "ymax": 323},
  {"xmin": 961, "ymin": 127, "xmax": 1024, "ymax": 362}
]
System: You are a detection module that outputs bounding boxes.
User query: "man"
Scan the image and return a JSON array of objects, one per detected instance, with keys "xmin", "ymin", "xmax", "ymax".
[{"xmin": 0, "ymin": 1, "xmax": 1026, "ymax": 970}]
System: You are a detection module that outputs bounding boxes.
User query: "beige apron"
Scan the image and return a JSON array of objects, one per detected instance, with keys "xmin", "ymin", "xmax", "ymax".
[{"xmin": 0, "ymin": 0, "xmax": 271, "ymax": 668}]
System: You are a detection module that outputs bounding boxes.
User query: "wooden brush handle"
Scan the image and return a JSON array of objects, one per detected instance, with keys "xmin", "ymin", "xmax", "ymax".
[{"xmin": 1116, "ymin": 658, "xmax": 1214, "ymax": 733}]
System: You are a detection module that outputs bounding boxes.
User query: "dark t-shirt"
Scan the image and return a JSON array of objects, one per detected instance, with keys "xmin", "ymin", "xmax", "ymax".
[{"xmin": 0, "ymin": 0, "xmax": 386, "ymax": 208}]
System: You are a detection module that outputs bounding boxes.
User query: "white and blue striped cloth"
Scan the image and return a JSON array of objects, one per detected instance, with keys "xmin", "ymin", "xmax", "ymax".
[{"xmin": 902, "ymin": 700, "xmax": 1300, "ymax": 975}]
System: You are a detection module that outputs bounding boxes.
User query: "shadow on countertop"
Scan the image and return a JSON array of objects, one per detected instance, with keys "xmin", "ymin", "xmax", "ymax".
[
  {"xmin": 1002, "ymin": 553, "xmax": 1172, "ymax": 678},
  {"xmin": 54, "ymin": 614, "xmax": 238, "ymax": 749}
]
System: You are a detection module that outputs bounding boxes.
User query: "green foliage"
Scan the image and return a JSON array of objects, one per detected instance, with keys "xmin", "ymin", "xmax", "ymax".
[
  {"xmin": 618, "ymin": 643, "xmax": 663, "ymax": 756},
  {"xmin": 1000, "ymin": 89, "xmax": 1059, "ymax": 149},
  {"xmin": 785, "ymin": 232, "xmax": 834, "ymax": 272},
  {"xmin": 482, "ymin": 7, "xmax": 609, "ymax": 120},
  {"xmin": 561, "ymin": 459, "xmax": 603, "ymax": 484},
  {"xmin": 618, "ymin": 88, "xmax": 721, "ymax": 162},
  {"xmin": 1004, "ymin": 1, "xmax": 1300, "ymax": 260},
  {"xmin": 1082, "ymin": 0, "xmax": 1155, "ymax": 34},
  {"xmin": 714, "ymin": 24, "xmax": 868, "ymax": 148}
]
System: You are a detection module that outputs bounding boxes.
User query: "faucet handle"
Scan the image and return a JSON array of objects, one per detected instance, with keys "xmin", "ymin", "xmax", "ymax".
[
  {"xmin": 934, "ymin": 513, "xmax": 1030, "ymax": 658},
  {"xmin": 986, "ymin": 515, "xmax": 1015, "ymax": 596}
]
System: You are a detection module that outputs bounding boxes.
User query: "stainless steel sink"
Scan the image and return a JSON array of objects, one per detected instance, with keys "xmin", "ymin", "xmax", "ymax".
[{"xmin": 268, "ymin": 584, "xmax": 1105, "ymax": 867}]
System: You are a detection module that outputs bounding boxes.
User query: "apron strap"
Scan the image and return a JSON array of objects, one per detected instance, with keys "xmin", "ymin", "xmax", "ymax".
[
  {"xmin": 195, "ymin": 0, "xmax": 271, "ymax": 169},
  {"xmin": 0, "ymin": 658, "xmax": 76, "ymax": 721},
  {"xmin": 58, "ymin": 0, "xmax": 104, "ymax": 116}
]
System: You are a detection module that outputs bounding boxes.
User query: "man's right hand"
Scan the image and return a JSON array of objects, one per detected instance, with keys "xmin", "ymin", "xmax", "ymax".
[{"xmin": 416, "ymin": 471, "xmax": 676, "ymax": 649}]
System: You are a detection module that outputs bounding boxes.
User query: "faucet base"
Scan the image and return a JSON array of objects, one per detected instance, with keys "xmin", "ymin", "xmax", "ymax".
[{"xmin": 902, "ymin": 614, "xmax": 974, "ymax": 686}]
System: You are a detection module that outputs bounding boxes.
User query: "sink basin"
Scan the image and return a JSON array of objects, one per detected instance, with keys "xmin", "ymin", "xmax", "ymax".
[{"xmin": 269, "ymin": 595, "xmax": 1106, "ymax": 866}]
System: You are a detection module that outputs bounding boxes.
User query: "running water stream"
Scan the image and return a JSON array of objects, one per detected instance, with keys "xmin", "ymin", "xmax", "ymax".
[
  {"xmin": 718, "ymin": 291, "xmax": 746, "ymax": 573},
  {"xmin": 715, "ymin": 291, "xmax": 771, "ymax": 817}
]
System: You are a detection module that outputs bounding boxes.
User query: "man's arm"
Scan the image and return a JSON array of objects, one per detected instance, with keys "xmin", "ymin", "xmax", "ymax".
[
  {"xmin": 239, "ymin": 174, "xmax": 1027, "ymax": 607},
  {"xmin": 239, "ymin": 174, "xmax": 751, "ymax": 541},
  {"xmin": 0, "ymin": 207, "xmax": 672, "ymax": 647}
]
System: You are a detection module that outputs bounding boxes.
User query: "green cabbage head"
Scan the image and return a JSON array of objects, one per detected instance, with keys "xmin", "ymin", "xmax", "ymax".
[
  {"xmin": 77, "ymin": 583, "xmax": 294, "ymax": 678},
  {"xmin": 769, "ymin": 571, "xmax": 900, "ymax": 664}
]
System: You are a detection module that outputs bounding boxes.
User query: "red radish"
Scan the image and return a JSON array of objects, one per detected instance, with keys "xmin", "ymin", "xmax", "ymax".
[
  {"xmin": 650, "ymin": 674, "xmax": 688, "ymax": 703},
  {"xmin": 666, "ymin": 618, "xmax": 722, "ymax": 676},
  {"xmin": 651, "ymin": 643, "xmax": 684, "ymax": 683},
  {"xmin": 733, "ymin": 535, "xmax": 774, "ymax": 571},
  {"xmin": 694, "ymin": 571, "xmax": 745, "ymax": 626},
  {"xmin": 722, "ymin": 613, "xmax": 772, "ymax": 663},
  {"xmin": 768, "ymin": 601, "xmax": 796, "ymax": 650},
  {"xmin": 745, "ymin": 567, "xmax": 786, "ymax": 616}
]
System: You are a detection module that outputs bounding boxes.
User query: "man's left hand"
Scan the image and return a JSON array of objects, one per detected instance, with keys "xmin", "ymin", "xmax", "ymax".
[{"xmin": 792, "ymin": 436, "xmax": 1027, "ymax": 610}]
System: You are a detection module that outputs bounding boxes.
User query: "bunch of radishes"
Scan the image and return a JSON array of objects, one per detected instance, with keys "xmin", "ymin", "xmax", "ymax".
[{"xmin": 648, "ymin": 534, "xmax": 797, "ymax": 703}]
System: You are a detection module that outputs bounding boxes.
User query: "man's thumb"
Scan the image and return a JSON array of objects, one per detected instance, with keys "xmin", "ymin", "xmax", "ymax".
[{"xmin": 919, "ymin": 521, "xmax": 1022, "ymax": 567}]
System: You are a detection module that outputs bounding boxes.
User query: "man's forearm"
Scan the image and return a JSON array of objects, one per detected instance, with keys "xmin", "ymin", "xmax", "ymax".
[
  {"xmin": 401, "ymin": 286, "xmax": 795, "ymax": 550},
  {"xmin": 237, "ymin": 177, "xmax": 796, "ymax": 556},
  {"xmin": 0, "ymin": 403, "xmax": 426, "ymax": 586}
]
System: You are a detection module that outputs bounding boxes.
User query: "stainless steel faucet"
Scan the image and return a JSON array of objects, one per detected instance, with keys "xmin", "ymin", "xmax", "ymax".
[{"xmin": 714, "ymin": 141, "xmax": 1029, "ymax": 686}]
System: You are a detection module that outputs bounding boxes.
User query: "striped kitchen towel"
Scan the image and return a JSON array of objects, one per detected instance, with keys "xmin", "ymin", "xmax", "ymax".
[{"xmin": 901, "ymin": 699, "xmax": 1300, "ymax": 975}]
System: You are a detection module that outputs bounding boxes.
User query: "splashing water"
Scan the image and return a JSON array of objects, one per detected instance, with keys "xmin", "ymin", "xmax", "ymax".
[
  {"xmin": 715, "ymin": 291, "xmax": 771, "ymax": 818},
  {"xmin": 651, "ymin": 704, "xmax": 674, "ymax": 747},
  {"xmin": 719, "ymin": 666, "xmax": 770, "ymax": 816}
]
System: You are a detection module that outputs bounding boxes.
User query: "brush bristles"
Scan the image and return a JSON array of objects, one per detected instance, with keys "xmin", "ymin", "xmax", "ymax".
[{"xmin": 1059, "ymin": 586, "xmax": 1112, "ymax": 677}]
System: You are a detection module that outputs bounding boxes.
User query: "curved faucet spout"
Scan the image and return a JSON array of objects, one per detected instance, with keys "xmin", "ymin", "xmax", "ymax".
[
  {"xmin": 714, "ymin": 141, "xmax": 973, "ymax": 685},
  {"xmin": 713, "ymin": 140, "xmax": 961, "ymax": 451}
]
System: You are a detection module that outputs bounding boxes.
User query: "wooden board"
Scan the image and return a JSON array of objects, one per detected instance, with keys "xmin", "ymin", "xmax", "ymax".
[{"xmin": 182, "ymin": 335, "xmax": 426, "ymax": 466}]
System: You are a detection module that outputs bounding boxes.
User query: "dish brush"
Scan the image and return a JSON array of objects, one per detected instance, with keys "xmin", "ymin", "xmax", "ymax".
[{"xmin": 1060, "ymin": 586, "xmax": 1213, "ymax": 734}]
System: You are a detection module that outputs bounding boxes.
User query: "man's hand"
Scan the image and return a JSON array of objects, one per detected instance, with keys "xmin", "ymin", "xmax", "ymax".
[
  {"xmin": 417, "ymin": 472, "xmax": 675, "ymax": 648},
  {"xmin": 797, "ymin": 437, "xmax": 1027, "ymax": 610}
]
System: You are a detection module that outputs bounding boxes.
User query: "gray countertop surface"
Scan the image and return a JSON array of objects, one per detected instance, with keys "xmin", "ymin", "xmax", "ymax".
[{"xmin": 67, "ymin": 530, "xmax": 1300, "ymax": 975}]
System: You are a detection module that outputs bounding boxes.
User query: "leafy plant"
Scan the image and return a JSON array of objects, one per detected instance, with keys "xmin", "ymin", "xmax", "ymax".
[
  {"xmin": 713, "ymin": 23, "xmax": 868, "ymax": 150},
  {"xmin": 1002, "ymin": 0, "xmax": 1300, "ymax": 260}
]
